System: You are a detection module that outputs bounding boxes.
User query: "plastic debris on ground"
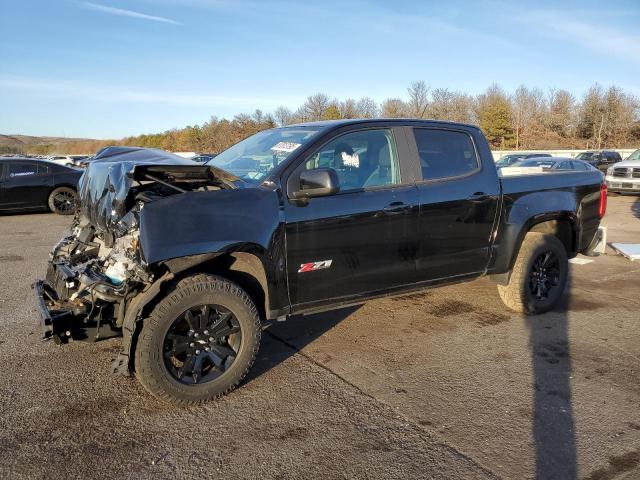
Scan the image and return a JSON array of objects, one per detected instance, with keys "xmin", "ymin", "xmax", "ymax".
[{"xmin": 610, "ymin": 243, "xmax": 640, "ymax": 261}]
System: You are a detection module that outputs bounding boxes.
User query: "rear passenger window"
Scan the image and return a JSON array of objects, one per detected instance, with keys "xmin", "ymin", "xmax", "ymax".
[
  {"xmin": 7, "ymin": 163, "xmax": 37, "ymax": 178},
  {"xmin": 413, "ymin": 129, "xmax": 478, "ymax": 180}
]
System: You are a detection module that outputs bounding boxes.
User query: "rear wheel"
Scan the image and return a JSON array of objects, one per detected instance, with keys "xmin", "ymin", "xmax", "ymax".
[
  {"xmin": 497, "ymin": 233, "xmax": 568, "ymax": 314},
  {"xmin": 48, "ymin": 186, "xmax": 77, "ymax": 215},
  {"xmin": 135, "ymin": 274, "xmax": 261, "ymax": 405}
]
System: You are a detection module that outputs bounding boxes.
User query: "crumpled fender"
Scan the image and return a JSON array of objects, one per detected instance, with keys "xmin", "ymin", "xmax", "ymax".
[{"xmin": 138, "ymin": 188, "xmax": 281, "ymax": 265}]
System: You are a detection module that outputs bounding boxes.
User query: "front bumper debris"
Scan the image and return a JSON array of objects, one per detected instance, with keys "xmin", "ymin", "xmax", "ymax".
[
  {"xmin": 33, "ymin": 280, "xmax": 75, "ymax": 344},
  {"xmin": 33, "ymin": 262, "xmax": 123, "ymax": 344}
]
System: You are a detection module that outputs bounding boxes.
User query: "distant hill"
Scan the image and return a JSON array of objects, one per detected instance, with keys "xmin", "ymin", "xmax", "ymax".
[{"xmin": 0, "ymin": 134, "xmax": 96, "ymax": 147}]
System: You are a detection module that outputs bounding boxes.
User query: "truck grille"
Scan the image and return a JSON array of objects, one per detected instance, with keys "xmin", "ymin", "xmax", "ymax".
[
  {"xmin": 613, "ymin": 168, "xmax": 629, "ymax": 178},
  {"xmin": 633, "ymin": 168, "xmax": 640, "ymax": 179}
]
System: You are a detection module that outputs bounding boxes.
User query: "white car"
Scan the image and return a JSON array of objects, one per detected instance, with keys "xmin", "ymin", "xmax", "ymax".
[
  {"xmin": 605, "ymin": 151, "xmax": 640, "ymax": 193},
  {"xmin": 46, "ymin": 155, "xmax": 88, "ymax": 167}
]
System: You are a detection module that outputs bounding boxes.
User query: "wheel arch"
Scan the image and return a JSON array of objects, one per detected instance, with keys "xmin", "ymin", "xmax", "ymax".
[
  {"xmin": 490, "ymin": 212, "xmax": 577, "ymax": 285},
  {"xmin": 117, "ymin": 250, "xmax": 273, "ymax": 375}
]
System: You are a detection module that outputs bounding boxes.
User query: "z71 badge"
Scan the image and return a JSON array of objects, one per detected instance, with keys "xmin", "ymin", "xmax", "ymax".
[{"xmin": 298, "ymin": 260, "xmax": 333, "ymax": 273}]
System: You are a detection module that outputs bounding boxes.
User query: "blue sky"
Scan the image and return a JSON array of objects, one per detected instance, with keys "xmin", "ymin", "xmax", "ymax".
[{"xmin": 1, "ymin": 0, "xmax": 639, "ymax": 139}]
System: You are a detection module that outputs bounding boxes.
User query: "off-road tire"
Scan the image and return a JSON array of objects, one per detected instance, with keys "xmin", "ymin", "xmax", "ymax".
[
  {"xmin": 47, "ymin": 186, "xmax": 77, "ymax": 215},
  {"xmin": 497, "ymin": 232, "xmax": 568, "ymax": 314},
  {"xmin": 135, "ymin": 274, "xmax": 261, "ymax": 406}
]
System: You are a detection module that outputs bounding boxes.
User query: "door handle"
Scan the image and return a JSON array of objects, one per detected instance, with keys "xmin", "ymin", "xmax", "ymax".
[{"xmin": 382, "ymin": 201, "xmax": 410, "ymax": 215}]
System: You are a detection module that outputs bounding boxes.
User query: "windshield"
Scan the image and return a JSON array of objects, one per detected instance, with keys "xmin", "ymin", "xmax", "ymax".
[
  {"xmin": 515, "ymin": 159, "xmax": 556, "ymax": 167},
  {"xmin": 627, "ymin": 149, "xmax": 640, "ymax": 161},
  {"xmin": 207, "ymin": 127, "xmax": 321, "ymax": 182},
  {"xmin": 576, "ymin": 152, "xmax": 593, "ymax": 160},
  {"xmin": 496, "ymin": 155, "xmax": 520, "ymax": 166}
]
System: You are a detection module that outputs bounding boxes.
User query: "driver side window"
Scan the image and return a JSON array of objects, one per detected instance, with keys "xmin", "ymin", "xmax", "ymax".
[{"xmin": 303, "ymin": 129, "xmax": 400, "ymax": 192}]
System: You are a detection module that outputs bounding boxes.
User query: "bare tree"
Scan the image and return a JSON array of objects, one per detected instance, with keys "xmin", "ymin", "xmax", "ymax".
[
  {"xmin": 407, "ymin": 81, "xmax": 430, "ymax": 118},
  {"xmin": 338, "ymin": 98, "xmax": 358, "ymax": 118},
  {"xmin": 355, "ymin": 97, "xmax": 379, "ymax": 118},
  {"xmin": 274, "ymin": 106, "xmax": 294, "ymax": 126},
  {"xmin": 302, "ymin": 93, "xmax": 331, "ymax": 121},
  {"xmin": 546, "ymin": 89, "xmax": 575, "ymax": 139},
  {"xmin": 381, "ymin": 98, "xmax": 408, "ymax": 118},
  {"xmin": 427, "ymin": 88, "xmax": 474, "ymax": 123},
  {"xmin": 511, "ymin": 86, "xmax": 545, "ymax": 150}
]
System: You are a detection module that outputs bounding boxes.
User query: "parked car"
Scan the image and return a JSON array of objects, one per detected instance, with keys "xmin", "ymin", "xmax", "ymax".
[
  {"xmin": 0, "ymin": 158, "xmax": 83, "ymax": 214},
  {"xmin": 625, "ymin": 149, "xmax": 640, "ymax": 161},
  {"xmin": 495, "ymin": 152, "xmax": 552, "ymax": 168},
  {"xmin": 45, "ymin": 155, "xmax": 88, "ymax": 167},
  {"xmin": 191, "ymin": 153, "xmax": 217, "ymax": 163},
  {"xmin": 35, "ymin": 119, "xmax": 606, "ymax": 405},
  {"xmin": 605, "ymin": 156, "xmax": 640, "ymax": 194},
  {"xmin": 575, "ymin": 150, "xmax": 622, "ymax": 172},
  {"xmin": 511, "ymin": 157, "xmax": 600, "ymax": 172}
]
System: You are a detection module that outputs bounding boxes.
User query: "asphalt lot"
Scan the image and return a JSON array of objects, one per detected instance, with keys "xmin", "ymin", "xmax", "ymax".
[{"xmin": 1, "ymin": 195, "xmax": 639, "ymax": 480}]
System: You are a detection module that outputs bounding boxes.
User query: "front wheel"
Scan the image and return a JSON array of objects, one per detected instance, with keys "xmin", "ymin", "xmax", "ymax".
[
  {"xmin": 135, "ymin": 274, "xmax": 261, "ymax": 405},
  {"xmin": 497, "ymin": 233, "xmax": 568, "ymax": 314},
  {"xmin": 48, "ymin": 186, "xmax": 77, "ymax": 215}
]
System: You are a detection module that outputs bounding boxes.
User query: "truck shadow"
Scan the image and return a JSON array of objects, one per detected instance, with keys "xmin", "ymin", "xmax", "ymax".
[
  {"xmin": 526, "ymin": 276, "xmax": 577, "ymax": 479},
  {"xmin": 246, "ymin": 280, "xmax": 579, "ymax": 479},
  {"xmin": 245, "ymin": 305, "xmax": 362, "ymax": 383}
]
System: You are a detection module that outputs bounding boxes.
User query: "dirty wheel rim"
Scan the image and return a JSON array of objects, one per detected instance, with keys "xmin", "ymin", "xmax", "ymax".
[
  {"xmin": 163, "ymin": 304, "xmax": 242, "ymax": 385},
  {"xmin": 53, "ymin": 190, "xmax": 75, "ymax": 213},
  {"xmin": 528, "ymin": 251, "xmax": 560, "ymax": 300}
]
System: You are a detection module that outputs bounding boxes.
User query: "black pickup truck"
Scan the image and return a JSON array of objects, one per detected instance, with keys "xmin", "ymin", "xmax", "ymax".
[{"xmin": 35, "ymin": 119, "xmax": 607, "ymax": 405}]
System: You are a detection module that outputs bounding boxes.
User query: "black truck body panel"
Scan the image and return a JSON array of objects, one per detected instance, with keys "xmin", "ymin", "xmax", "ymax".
[{"xmin": 35, "ymin": 119, "xmax": 605, "ymax": 356}]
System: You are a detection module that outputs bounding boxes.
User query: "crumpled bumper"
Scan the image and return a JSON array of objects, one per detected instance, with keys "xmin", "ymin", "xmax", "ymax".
[{"xmin": 33, "ymin": 279, "xmax": 76, "ymax": 344}]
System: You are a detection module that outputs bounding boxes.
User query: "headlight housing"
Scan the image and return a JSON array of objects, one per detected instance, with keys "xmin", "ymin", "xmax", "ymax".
[{"xmin": 606, "ymin": 167, "xmax": 614, "ymax": 176}]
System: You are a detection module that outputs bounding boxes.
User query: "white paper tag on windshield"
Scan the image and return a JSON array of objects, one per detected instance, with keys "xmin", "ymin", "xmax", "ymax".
[{"xmin": 271, "ymin": 142, "xmax": 301, "ymax": 153}]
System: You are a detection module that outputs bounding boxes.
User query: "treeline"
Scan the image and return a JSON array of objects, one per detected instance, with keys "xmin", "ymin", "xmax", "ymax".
[{"xmin": 29, "ymin": 82, "xmax": 640, "ymax": 155}]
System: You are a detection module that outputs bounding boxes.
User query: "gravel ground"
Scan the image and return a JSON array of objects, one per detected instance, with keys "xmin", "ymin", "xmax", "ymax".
[{"xmin": 1, "ymin": 195, "xmax": 639, "ymax": 480}]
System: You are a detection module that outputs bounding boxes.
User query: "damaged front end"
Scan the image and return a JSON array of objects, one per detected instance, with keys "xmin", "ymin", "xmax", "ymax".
[{"xmin": 34, "ymin": 148, "xmax": 241, "ymax": 345}]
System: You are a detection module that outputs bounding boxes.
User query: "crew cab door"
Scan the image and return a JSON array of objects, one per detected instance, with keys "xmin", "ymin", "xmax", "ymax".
[
  {"xmin": 410, "ymin": 127, "xmax": 500, "ymax": 280},
  {"xmin": 0, "ymin": 161, "xmax": 51, "ymax": 209},
  {"xmin": 284, "ymin": 127, "xmax": 418, "ymax": 309}
]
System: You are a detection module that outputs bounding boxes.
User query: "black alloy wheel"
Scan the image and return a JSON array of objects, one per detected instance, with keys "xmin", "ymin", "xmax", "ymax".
[
  {"xmin": 163, "ymin": 305, "xmax": 241, "ymax": 385},
  {"xmin": 48, "ymin": 187, "xmax": 77, "ymax": 215},
  {"xmin": 528, "ymin": 251, "xmax": 561, "ymax": 300}
]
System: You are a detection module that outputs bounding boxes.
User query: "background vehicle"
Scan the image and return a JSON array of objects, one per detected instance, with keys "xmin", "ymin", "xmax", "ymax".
[
  {"xmin": 35, "ymin": 120, "xmax": 606, "ymax": 405},
  {"xmin": 191, "ymin": 153, "xmax": 217, "ymax": 163},
  {"xmin": 511, "ymin": 157, "xmax": 600, "ymax": 172},
  {"xmin": 605, "ymin": 158, "xmax": 640, "ymax": 194},
  {"xmin": 45, "ymin": 155, "xmax": 88, "ymax": 167},
  {"xmin": 625, "ymin": 149, "xmax": 640, "ymax": 161},
  {"xmin": 575, "ymin": 150, "xmax": 622, "ymax": 172},
  {"xmin": 0, "ymin": 158, "xmax": 82, "ymax": 214},
  {"xmin": 495, "ymin": 152, "xmax": 552, "ymax": 168}
]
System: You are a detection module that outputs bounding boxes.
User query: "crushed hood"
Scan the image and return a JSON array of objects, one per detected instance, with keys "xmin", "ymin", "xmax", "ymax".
[{"xmin": 77, "ymin": 147, "xmax": 242, "ymax": 233}]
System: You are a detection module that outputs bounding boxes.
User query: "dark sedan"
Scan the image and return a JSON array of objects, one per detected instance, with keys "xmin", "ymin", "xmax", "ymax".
[
  {"xmin": 576, "ymin": 150, "xmax": 622, "ymax": 172},
  {"xmin": 0, "ymin": 158, "xmax": 83, "ymax": 215},
  {"xmin": 511, "ymin": 157, "xmax": 600, "ymax": 172},
  {"xmin": 495, "ymin": 152, "xmax": 552, "ymax": 168}
]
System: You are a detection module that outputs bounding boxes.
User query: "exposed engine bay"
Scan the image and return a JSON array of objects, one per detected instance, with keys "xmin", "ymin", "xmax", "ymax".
[{"xmin": 38, "ymin": 155, "xmax": 242, "ymax": 344}]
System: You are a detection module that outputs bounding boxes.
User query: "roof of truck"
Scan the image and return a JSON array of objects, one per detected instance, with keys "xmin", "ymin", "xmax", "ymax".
[{"xmin": 288, "ymin": 118, "xmax": 479, "ymax": 130}]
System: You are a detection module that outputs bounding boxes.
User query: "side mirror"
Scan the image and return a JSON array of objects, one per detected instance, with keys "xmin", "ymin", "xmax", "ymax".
[{"xmin": 291, "ymin": 168, "xmax": 340, "ymax": 199}]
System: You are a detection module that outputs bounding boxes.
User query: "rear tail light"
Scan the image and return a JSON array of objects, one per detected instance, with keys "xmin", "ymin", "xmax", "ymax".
[{"xmin": 598, "ymin": 182, "xmax": 607, "ymax": 218}]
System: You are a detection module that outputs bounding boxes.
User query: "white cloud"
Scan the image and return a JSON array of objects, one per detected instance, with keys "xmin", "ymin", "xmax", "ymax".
[
  {"xmin": 515, "ymin": 11, "xmax": 640, "ymax": 65},
  {"xmin": 81, "ymin": 2, "xmax": 182, "ymax": 25},
  {"xmin": 0, "ymin": 75, "xmax": 298, "ymax": 109}
]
